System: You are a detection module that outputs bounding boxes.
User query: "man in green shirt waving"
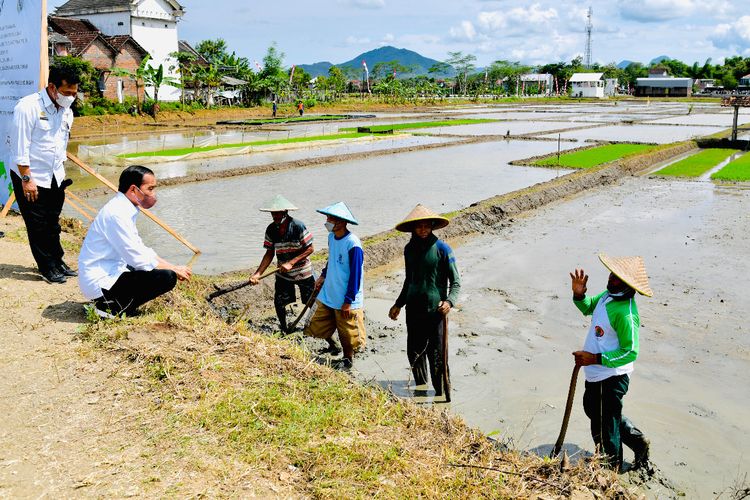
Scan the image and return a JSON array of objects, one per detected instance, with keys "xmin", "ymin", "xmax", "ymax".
[{"xmin": 570, "ymin": 254, "xmax": 652, "ymax": 471}]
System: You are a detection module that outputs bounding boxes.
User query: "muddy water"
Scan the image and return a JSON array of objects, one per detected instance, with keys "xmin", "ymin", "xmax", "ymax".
[
  {"xmin": 544, "ymin": 124, "xmax": 724, "ymax": 143},
  {"xmin": 65, "ymin": 134, "xmax": 458, "ymax": 190},
  {"xmin": 427, "ymin": 120, "xmax": 600, "ymax": 136},
  {"xmin": 358, "ymin": 176, "xmax": 749, "ymax": 498},
  {"xmin": 76, "ymin": 140, "xmax": 575, "ymax": 273}
]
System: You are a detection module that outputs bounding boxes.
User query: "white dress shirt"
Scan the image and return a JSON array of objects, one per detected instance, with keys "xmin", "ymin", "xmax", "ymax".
[
  {"xmin": 78, "ymin": 192, "xmax": 159, "ymax": 300},
  {"xmin": 8, "ymin": 89, "xmax": 73, "ymax": 188}
]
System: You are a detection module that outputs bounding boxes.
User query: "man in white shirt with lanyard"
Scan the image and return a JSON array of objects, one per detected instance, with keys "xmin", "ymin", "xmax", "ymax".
[
  {"xmin": 78, "ymin": 165, "xmax": 191, "ymax": 318},
  {"xmin": 7, "ymin": 64, "xmax": 80, "ymax": 283}
]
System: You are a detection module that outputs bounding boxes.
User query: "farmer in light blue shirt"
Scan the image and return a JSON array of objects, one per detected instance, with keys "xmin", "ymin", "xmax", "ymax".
[{"xmin": 304, "ymin": 202, "xmax": 365, "ymax": 369}]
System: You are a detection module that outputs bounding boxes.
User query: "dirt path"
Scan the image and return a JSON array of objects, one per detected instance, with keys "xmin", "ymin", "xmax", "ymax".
[{"xmin": 0, "ymin": 218, "xmax": 158, "ymax": 496}]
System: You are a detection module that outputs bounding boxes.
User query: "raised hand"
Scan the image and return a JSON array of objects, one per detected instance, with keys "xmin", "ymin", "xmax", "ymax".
[{"xmin": 570, "ymin": 268, "xmax": 588, "ymax": 298}]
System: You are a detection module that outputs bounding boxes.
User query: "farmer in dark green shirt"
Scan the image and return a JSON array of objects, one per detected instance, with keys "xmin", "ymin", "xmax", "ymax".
[{"xmin": 389, "ymin": 204, "xmax": 460, "ymax": 400}]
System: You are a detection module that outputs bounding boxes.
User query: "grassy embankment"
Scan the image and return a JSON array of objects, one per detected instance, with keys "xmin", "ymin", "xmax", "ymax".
[
  {"xmin": 711, "ymin": 150, "xmax": 750, "ymax": 181},
  {"xmin": 533, "ymin": 144, "xmax": 656, "ymax": 169},
  {"xmin": 655, "ymin": 148, "xmax": 740, "ymax": 177},
  {"xmin": 339, "ymin": 119, "xmax": 497, "ymax": 133},
  {"xmin": 71, "ymin": 274, "xmax": 634, "ymax": 498},
  {"xmin": 117, "ymin": 132, "xmax": 372, "ymax": 158}
]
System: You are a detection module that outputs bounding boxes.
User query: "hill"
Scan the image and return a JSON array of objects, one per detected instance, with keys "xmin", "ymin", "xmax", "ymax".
[{"xmin": 298, "ymin": 46, "xmax": 448, "ymax": 78}]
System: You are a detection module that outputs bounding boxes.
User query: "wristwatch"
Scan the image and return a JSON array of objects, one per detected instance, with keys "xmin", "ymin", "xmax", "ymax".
[{"xmin": 21, "ymin": 175, "xmax": 31, "ymax": 182}]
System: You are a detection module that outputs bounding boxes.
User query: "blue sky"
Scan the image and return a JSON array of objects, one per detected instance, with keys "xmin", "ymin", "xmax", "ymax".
[{"xmin": 49, "ymin": 0, "xmax": 750, "ymax": 67}]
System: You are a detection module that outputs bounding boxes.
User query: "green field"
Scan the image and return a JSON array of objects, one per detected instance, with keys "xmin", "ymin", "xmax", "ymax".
[
  {"xmin": 118, "ymin": 132, "xmax": 372, "ymax": 158},
  {"xmin": 711, "ymin": 151, "xmax": 750, "ymax": 181},
  {"xmin": 339, "ymin": 119, "xmax": 496, "ymax": 132},
  {"xmin": 224, "ymin": 114, "xmax": 350, "ymax": 125},
  {"xmin": 533, "ymin": 143, "xmax": 656, "ymax": 169},
  {"xmin": 655, "ymin": 148, "xmax": 740, "ymax": 177}
]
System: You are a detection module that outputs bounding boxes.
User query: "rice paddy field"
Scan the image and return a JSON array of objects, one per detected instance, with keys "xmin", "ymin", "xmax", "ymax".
[
  {"xmin": 40, "ymin": 99, "xmax": 750, "ymax": 498},
  {"xmin": 532, "ymin": 143, "xmax": 656, "ymax": 168},
  {"xmin": 711, "ymin": 150, "xmax": 750, "ymax": 181},
  {"xmin": 655, "ymin": 148, "xmax": 741, "ymax": 177}
]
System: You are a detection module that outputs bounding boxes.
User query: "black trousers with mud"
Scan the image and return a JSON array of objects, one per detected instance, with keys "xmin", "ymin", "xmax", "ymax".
[
  {"xmin": 11, "ymin": 172, "xmax": 66, "ymax": 274},
  {"xmin": 405, "ymin": 307, "xmax": 447, "ymax": 395},
  {"xmin": 583, "ymin": 374, "xmax": 647, "ymax": 469}
]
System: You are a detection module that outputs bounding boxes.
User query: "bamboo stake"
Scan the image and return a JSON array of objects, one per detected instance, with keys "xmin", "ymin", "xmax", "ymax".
[
  {"xmin": 67, "ymin": 152, "xmax": 200, "ymax": 254},
  {"xmin": 65, "ymin": 190, "xmax": 97, "ymax": 215},
  {"xmin": 0, "ymin": 193, "xmax": 15, "ymax": 218},
  {"xmin": 64, "ymin": 197, "xmax": 93, "ymax": 221}
]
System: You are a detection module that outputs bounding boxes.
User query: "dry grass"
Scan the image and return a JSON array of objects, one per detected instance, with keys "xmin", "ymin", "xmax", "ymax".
[{"xmin": 74, "ymin": 275, "xmax": 639, "ymax": 498}]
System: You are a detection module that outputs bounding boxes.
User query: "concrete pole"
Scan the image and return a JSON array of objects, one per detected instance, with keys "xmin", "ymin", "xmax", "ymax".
[{"xmin": 732, "ymin": 105, "xmax": 739, "ymax": 142}]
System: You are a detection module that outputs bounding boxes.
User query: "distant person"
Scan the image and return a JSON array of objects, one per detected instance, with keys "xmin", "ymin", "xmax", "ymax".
[
  {"xmin": 569, "ymin": 254, "xmax": 652, "ymax": 471},
  {"xmin": 272, "ymin": 99, "xmax": 277, "ymax": 118},
  {"xmin": 78, "ymin": 165, "xmax": 191, "ymax": 318},
  {"xmin": 297, "ymin": 101, "xmax": 304, "ymax": 116},
  {"xmin": 6, "ymin": 63, "xmax": 81, "ymax": 283},
  {"xmin": 249, "ymin": 195, "xmax": 315, "ymax": 333},
  {"xmin": 304, "ymin": 202, "xmax": 364, "ymax": 369},
  {"xmin": 388, "ymin": 205, "xmax": 460, "ymax": 400}
]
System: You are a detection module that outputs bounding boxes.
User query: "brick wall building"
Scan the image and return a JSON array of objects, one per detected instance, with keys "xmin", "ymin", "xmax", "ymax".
[{"xmin": 48, "ymin": 16, "xmax": 149, "ymax": 102}]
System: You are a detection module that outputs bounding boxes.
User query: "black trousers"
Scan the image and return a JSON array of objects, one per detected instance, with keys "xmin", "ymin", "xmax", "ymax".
[
  {"xmin": 96, "ymin": 269, "xmax": 177, "ymax": 316},
  {"xmin": 583, "ymin": 374, "xmax": 645, "ymax": 469},
  {"xmin": 11, "ymin": 171, "xmax": 66, "ymax": 273},
  {"xmin": 405, "ymin": 306, "xmax": 447, "ymax": 395},
  {"xmin": 274, "ymin": 275, "xmax": 315, "ymax": 330}
]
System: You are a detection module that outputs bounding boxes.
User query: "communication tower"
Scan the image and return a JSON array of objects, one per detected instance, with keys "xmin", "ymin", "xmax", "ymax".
[{"xmin": 584, "ymin": 7, "xmax": 593, "ymax": 68}]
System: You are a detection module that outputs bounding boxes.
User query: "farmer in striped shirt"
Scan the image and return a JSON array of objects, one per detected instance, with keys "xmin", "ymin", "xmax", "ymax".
[
  {"xmin": 570, "ymin": 254, "xmax": 652, "ymax": 472},
  {"xmin": 250, "ymin": 195, "xmax": 314, "ymax": 332}
]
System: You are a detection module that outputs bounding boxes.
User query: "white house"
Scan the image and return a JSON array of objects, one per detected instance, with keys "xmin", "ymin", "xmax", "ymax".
[
  {"xmin": 570, "ymin": 73, "xmax": 605, "ymax": 98},
  {"xmin": 55, "ymin": 0, "xmax": 185, "ymax": 101}
]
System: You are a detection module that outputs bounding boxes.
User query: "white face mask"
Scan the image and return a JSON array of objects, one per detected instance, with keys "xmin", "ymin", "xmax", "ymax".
[
  {"xmin": 56, "ymin": 94, "xmax": 75, "ymax": 109},
  {"xmin": 324, "ymin": 221, "xmax": 335, "ymax": 232}
]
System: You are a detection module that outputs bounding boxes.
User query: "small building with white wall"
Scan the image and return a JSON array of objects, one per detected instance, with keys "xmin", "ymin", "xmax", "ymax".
[
  {"xmin": 635, "ymin": 68, "xmax": 692, "ymax": 97},
  {"xmin": 519, "ymin": 73, "xmax": 554, "ymax": 96},
  {"xmin": 570, "ymin": 73, "xmax": 605, "ymax": 98},
  {"xmin": 54, "ymin": 0, "xmax": 185, "ymax": 101}
]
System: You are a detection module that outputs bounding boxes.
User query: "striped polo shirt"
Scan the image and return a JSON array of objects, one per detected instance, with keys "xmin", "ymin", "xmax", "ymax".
[{"xmin": 263, "ymin": 217, "xmax": 314, "ymax": 281}]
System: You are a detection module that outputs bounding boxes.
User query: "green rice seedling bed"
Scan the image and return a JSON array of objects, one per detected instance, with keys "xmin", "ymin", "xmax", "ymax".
[
  {"xmin": 655, "ymin": 149, "xmax": 740, "ymax": 177},
  {"xmin": 118, "ymin": 132, "xmax": 371, "ymax": 158},
  {"xmin": 711, "ymin": 151, "xmax": 750, "ymax": 181},
  {"xmin": 533, "ymin": 143, "xmax": 655, "ymax": 169}
]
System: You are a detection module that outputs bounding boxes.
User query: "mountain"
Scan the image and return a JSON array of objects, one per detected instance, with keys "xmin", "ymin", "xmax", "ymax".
[
  {"xmin": 297, "ymin": 61, "xmax": 333, "ymax": 77},
  {"xmin": 617, "ymin": 60, "xmax": 636, "ymax": 69},
  {"xmin": 650, "ymin": 55, "xmax": 671, "ymax": 65},
  {"xmin": 298, "ymin": 46, "xmax": 447, "ymax": 78}
]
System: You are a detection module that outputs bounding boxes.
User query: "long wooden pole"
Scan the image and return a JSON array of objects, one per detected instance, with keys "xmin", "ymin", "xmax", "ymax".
[
  {"xmin": 65, "ymin": 197, "xmax": 93, "ymax": 221},
  {"xmin": 551, "ymin": 364, "xmax": 581, "ymax": 457},
  {"xmin": 0, "ymin": 193, "xmax": 14, "ymax": 218},
  {"xmin": 66, "ymin": 152, "xmax": 200, "ymax": 254},
  {"xmin": 65, "ymin": 190, "xmax": 97, "ymax": 215}
]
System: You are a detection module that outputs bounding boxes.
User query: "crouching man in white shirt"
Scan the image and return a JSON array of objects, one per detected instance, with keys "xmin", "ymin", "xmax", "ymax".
[{"xmin": 78, "ymin": 165, "xmax": 191, "ymax": 317}]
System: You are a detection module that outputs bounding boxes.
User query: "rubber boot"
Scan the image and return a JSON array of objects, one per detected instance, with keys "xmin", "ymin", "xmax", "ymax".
[{"xmin": 621, "ymin": 416, "xmax": 650, "ymax": 469}]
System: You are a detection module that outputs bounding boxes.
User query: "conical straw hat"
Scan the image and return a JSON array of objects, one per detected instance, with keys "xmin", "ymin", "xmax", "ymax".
[
  {"xmin": 259, "ymin": 194, "xmax": 298, "ymax": 212},
  {"xmin": 316, "ymin": 201, "xmax": 359, "ymax": 225},
  {"xmin": 599, "ymin": 253, "xmax": 653, "ymax": 297},
  {"xmin": 395, "ymin": 204, "xmax": 450, "ymax": 232}
]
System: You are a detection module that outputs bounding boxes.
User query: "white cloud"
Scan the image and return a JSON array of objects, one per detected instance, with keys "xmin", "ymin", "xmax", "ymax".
[
  {"xmin": 477, "ymin": 3, "xmax": 558, "ymax": 32},
  {"xmin": 449, "ymin": 20, "xmax": 478, "ymax": 41},
  {"xmin": 710, "ymin": 15, "xmax": 750, "ymax": 54},
  {"xmin": 617, "ymin": 0, "xmax": 695, "ymax": 22},
  {"xmin": 342, "ymin": 0, "xmax": 385, "ymax": 9}
]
